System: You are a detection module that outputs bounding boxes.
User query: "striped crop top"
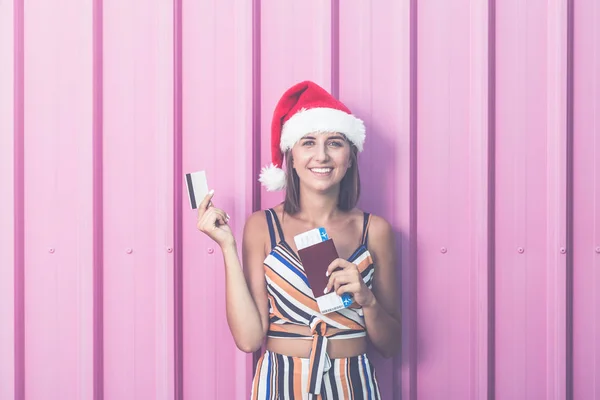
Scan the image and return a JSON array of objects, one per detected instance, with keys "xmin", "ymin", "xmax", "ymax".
[{"xmin": 262, "ymin": 209, "xmax": 375, "ymax": 395}]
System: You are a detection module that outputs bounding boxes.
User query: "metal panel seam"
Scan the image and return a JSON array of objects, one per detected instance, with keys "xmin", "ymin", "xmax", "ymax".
[
  {"xmin": 13, "ymin": 0, "xmax": 25, "ymax": 398},
  {"xmin": 92, "ymin": 0, "xmax": 105, "ymax": 398},
  {"xmin": 408, "ymin": 0, "xmax": 418, "ymax": 399},
  {"xmin": 565, "ymin": 0, "xmax": 574, "ymax": 397},
  {"xmin": 173, "ymin": 0, "xmax": 184, "ymax": 397},
  {"xmin": 488, "ymin": 0, "xmax": 497, "ymax": 399}
]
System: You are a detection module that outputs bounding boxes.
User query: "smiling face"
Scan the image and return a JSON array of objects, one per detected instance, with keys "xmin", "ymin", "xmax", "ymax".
[{"xmin": 290, "ymin": 132, "xmax": 353, "ymax": 193}]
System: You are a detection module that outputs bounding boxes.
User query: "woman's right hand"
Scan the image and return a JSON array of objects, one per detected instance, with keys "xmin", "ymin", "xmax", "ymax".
[{"xmin": 196, "ymin": 190, "xmax": 234, "ymax": 248}]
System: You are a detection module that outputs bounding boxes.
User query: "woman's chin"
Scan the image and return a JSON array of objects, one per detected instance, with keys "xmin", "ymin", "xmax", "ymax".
[{"xmin": 305, "ymin": 182, "xmax": 341, "ymax": 194}]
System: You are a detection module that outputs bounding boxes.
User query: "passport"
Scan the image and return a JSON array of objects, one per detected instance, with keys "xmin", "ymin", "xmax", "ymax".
[
  {"xmin": 294, "ymin": 228, "xmax": 353, "ymax": 314},
  {"xmin": 297, "ymin": 239, "xmax": 338, "ymax": 298}
]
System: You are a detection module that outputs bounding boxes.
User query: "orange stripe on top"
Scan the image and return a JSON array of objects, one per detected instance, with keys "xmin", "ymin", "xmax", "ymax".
[
  {"xmin": 251, "ymin": 354, "xmax": 265, "ymax": 399},
  {"xmin": 339, "ymin": 358, "xmax": 350, "ymax": 399},
  {"xmin": 267, "ymin": 292, "xmax": 290, "ymax": 322},
  {"xmin": 264, "ymin": 267, "xmax": 320, "ymax": 312},
  {"xmin": 354, "ymin": 254, "xmax": 374, "ymax": 273},
  {"xmin": 272, "ymin": 354, "xmax": 278, "ymax": 396},
  {"xmin": 325, "ymin": 311, "xmax": 364, "ymax": 330},
  {"xmin": 293, "ymin": 357, "xmax": 303, "ymax": 399}
]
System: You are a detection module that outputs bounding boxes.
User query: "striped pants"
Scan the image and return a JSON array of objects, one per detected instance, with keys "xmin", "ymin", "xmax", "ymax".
[{"xmin": 251, "ymin": 350, "xmax": 382, "ymax": 400}]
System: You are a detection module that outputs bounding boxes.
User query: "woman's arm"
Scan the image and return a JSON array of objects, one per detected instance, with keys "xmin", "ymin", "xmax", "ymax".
[
  {"xmin": 197, "ymin": 192, "xmax": 269, "ymax": 353},
  {"xmin": 223, "ymin": 211, "xmax": 270, "ymax": 352},
  {"xmin": 361, "ymin": 215, "xmax": 402, "ymax": 358}
]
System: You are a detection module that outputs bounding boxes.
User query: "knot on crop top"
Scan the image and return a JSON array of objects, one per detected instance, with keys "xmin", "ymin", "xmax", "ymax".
[{"xmin": 262, "ymin": 209, "xmax": 376, "ymax": 395}]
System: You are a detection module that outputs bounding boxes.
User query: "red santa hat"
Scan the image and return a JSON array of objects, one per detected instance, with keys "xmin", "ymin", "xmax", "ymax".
[{"xmin": 259, "ymin": 81, "xmax": 366, "ymax": 191}]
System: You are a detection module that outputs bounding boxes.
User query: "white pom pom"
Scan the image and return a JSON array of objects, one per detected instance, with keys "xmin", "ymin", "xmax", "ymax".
[{"xmin": 259, "ymin": 163, "xmax": 287, "ymax": 191}]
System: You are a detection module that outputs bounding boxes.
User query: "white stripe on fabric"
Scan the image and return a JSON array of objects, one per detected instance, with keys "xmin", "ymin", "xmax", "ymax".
[
  {"xmin": 272, "ymin": 246, "xmax": 306, "ymax": 271},
  {"xmin": 281, "ymin": 355, "xmax": 289, "ymax": 400},
  {"xmin": 323, "ymin": 373, "xmax": 334, "ymax": 400},
  {"xmin": 265, "ymin": 250, "xmax": 306, "ymax": 278},
  {"xmin": 265, "ymin": 271, "xmax": 315, "ymax": 301},
  {"xmin": 364, "ymin": 356, "xmax": 377, "ymax": 400},
  {"xmin": 266, "ymin": 280, "xmax": 351, "ymax": 330},
  {"xmin": 272, "ymin": 354, "xmax": 279, "ymax": 400},
  {"xmin": 256, "ymin": 354, "xmax": 269, "ymax": 400},
  {"xmin": 336, "ymin": 307, "xmax": 367, "ymax": 326},
  {"xmin": 265, "ymin": 260, "xmax": 314, "ymax": 298},
  {"xmin": 315, "ymin": 309, "xmax": 359, "ymax": 329},
  {"xmin": 361, "ymin": 267, "xmax": 375, "ymax": 284},
  {"xmin": 310, "ymin": 337, "xmax": 328, "ymax": 395},
  {"xmin": 265, "ymin": 270, "xmax": 314, "ymax": 300},
  {"xmin": 358, "ymin": 356, "xmax": 369, "ymax": 399},
  {"xmin": 332, "ymin": 366, "xmax": 343, "ymax": 399},
  {"xmin": 328, "ymin": 331, "xmax": 366, "ymax": 340},
  {"xmin": 300, "ymin": 359, "xmax": 309, "ymax": 400},
  {"xmin": 352, "ymin": 250, "xmax": 370, "ymax": 266},
  {"xmin": 373, "ymin": 367, "xmax": 382, "ymax": 400},
  {"xmin": 265, "ymin": 252, "xmax": 305, "ymax": 281},
  {"xmin": 266, "ymin": 285, "xmax": 311, "ymax": 325}
]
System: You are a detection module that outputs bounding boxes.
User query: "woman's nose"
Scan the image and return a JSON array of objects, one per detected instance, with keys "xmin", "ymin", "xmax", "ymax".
[{"xmin": 314, "ymin": 143, "xmax": 329, "ymax": 161}]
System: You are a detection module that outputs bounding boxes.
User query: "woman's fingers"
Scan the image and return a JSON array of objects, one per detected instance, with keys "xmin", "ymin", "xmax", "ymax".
[
  {"xmin": 198, "ymin": 208, "xmax": 229, "ymax": 231},
  {"xmin": 325, "ymin": 270, "xmax": 350, "ymax": 294},
  {"xmin": 208, "ymin": 208, "xmax": 229, "ymax": 224},
  {"xmin": 197, "ymin": 189, "xmax": 215, "ymax": 220},
  {"xmin": 196, "ymin": 190, "xmax": 232, "ymax": 232},
  {"xmin": 198, "ymin": 189, "xmax": 214, "ymax": 211},
  {"xmin": 335, "ymin": 282, "xmax": 360, "ymax": 297},
  {"xmin": 325, "ymin": 258, "xmax": 353, "ymax": 277},
  {"xmin": 194, "ymin": 189, "xmax": 235, "ymax": 247},
  {"xmin": 325, "ymin": 263, "xmax": 365, "ymax": 294}
]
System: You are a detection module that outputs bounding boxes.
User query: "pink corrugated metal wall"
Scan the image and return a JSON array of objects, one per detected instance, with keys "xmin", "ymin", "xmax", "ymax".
[{"xmin": 0, "ymin": 0, "xmax": 598, "ymax": 399}]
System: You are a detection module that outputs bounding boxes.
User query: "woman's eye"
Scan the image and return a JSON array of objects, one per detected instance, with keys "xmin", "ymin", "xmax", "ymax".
[
  {"xmin": 302, "ymin": 140, "xmax": 315, "ymax": 146},
  {"xmin": 328, "ymin": 141, "xmax": 343, "ymax": 147}
]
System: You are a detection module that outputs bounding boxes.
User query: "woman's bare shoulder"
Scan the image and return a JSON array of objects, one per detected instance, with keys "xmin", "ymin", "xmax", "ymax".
[
  {"xmin": 243, "ymin": 204, "xmax": 285, "ymax": 237},
  {"xmin": 242, "ymin": 209, "xmax": 271, "ymax": 259},
  {"xmin": 244, "ymin": 209, "xmax": 268, "ymax": 234},
  {"xmin": 344, "ymin": 207, "xmax": 368, "ymax": 221},
  {"xmin": 351, "ymin": 209, "xmax": 394, "ymax": 244},
  {"xmin": 368, "ymin": 213, "xmax": 393, "ymax": 237}
]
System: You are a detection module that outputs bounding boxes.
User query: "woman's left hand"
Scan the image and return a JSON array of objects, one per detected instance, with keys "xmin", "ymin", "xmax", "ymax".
[{"xmin": 324, "ymin": 258, "xmax": 375, "ymax": 308}]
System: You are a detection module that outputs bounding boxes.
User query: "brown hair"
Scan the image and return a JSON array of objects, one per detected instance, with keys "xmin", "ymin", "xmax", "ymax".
[{"xmin": 283, "ymin": 145, "xmax": 361, "ymax": 215}]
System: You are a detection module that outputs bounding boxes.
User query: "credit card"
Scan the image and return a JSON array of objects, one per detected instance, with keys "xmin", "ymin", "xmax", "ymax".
[{"xmin": 184, "ymin": 170, "xmax": 209, "ymax": 209}]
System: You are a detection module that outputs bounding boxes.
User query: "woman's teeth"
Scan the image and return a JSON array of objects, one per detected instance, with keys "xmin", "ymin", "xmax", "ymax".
[{"xmin": 310, "ymin": 168, "xmax": 332, "ymax": 173}]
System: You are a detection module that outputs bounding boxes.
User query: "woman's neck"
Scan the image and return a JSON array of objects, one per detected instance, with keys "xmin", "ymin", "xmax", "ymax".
[{"xmin": 296, "ymin": 188, "xmax": 341, "ymax": 226}]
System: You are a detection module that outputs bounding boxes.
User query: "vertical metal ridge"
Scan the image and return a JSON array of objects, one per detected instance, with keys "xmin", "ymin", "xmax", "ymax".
[
  {"xmin": 330, "ymin": 0, "xmax": 340, "ymax": 99},
  {"xmin": 92, "ymin": 0, "xmax": 104, "ymax": 398},
  {"xmin": 251, "ymin": 0, "xmax": 262, "ymax": 371},
  {"xmin": 408, "ymin": 0, "xmax": 418, "ymax": 399},
  {"xmin": 173, "ymin": 0, "xmax": 184, "ymax": 397},
  {"xmin": 251, "ymin": 0, "xmax": 261, "ymax": 213},
  {"xmin": 487, "ymin": 0, "xmax": 497, "ymax": 399},
  {"xmin": 13, "ymin": 0, "xmax": 25, "ymax": 399},
  {"xmin": 565, "ymin": 0, "xmax": 574, "ymax": 398}
]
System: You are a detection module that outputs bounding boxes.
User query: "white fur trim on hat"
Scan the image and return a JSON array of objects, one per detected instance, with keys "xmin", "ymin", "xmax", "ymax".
[
  {"xmin": 280, "ymin": 107, "xmax": 366, "ymax": 152},
  {"xmin": 259, "ymin": 163, "xmax": 287, "ymax": 191}
]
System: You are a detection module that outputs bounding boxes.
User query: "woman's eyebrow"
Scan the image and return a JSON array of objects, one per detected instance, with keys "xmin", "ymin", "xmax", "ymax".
[
  {"xmin": 300, "ymin": 134, "xmax": 346, "ymax": 141},
  {"xmin": 327, "ymin": 135, "xmax": 346, "ymax": 141}
]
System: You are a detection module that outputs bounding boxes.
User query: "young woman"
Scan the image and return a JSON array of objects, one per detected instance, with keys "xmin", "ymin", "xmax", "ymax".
[{"xmin": 197, "ymin": 81, "xmax": 401, "ymax": 399}]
